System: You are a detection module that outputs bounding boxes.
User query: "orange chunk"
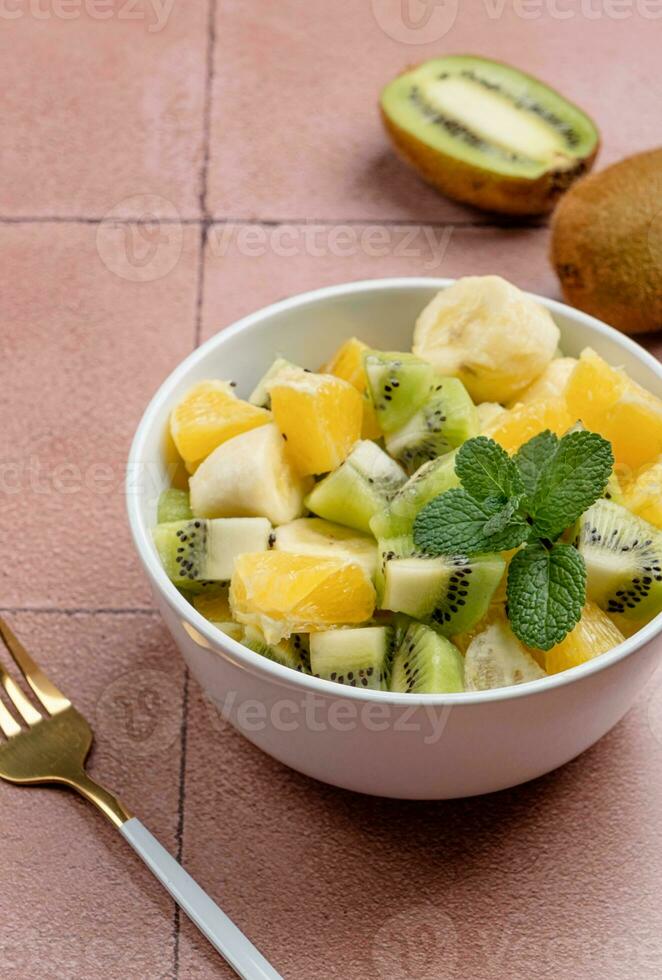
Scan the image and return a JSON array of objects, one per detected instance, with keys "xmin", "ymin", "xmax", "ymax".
[
  {"xmin": 170, "ymin": 380, "xmax": 270, "ymax": 471},
  {"xmin": 324, "ymin": 337, "xmax": 382, "ymax": 440},
  {"xmin": 269, "ymin": 370, "xmax": 362, "ymax": 476},
  {"xmin": 621, "ymin": 454, "xmax": 662, "ymax": 528},
  {"xmin": 483, "ymin": 398, "xmax": 572, "ymax": 454},
  {"xmin": 230, "ymin": 552, "xmax": 375, "ymax": 643},
  {"xmin": 565, "ymin": 349, "xmax": 662, "ymax": 471},
  {"xmin": 541, "ymin": 603, "xmax": 624, "ymax": 674}
]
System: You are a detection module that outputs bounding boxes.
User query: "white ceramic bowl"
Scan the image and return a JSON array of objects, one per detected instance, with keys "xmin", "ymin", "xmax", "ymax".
[{"xmin": 127, "ymin": 278, "xmax": 662, "ymax": 799}]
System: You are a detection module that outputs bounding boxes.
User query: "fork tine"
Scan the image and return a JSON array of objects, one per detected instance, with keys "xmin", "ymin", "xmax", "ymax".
[
  {"xmin": 0, "ymin": 616, "xmax": 71, "ymax": 716},
  {"xmin": 0, "ymin": 696, "xmax": 22, "ymax": 738},
  {"xmin": 0, "ymin": 661, "xmax": 42, "ymax": 726}
]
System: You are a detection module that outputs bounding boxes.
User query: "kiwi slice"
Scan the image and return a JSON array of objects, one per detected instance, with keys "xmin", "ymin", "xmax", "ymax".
[
  {"xmin": 381, "ymin": 55, "xmax": 599, "ymax": 216},
  {"xmin": 382, "ymin": 553, "xmax": 506, "ymax": 636},
  {"xmin": 243, "ymin": 625, "xmax": 310, "ymax": 672},
  {"xmin": 370, "ymin": 452, "xmax": 459, "ymax": 539},
  {"xmin": 310, "ymin": 626, "xmax": 393, "ymax": 690},
  {"xmin": 157, "ymin": 488, "xmax": 192, "ymax": 523},
  {"xmin": 391, "ymin": 622, "xmax": 464, "ymax": 694},
  {"xmin": 305, "ymin": 440, "xmax": 406, "ymax": 534},
  {"xmin": 363, "ymin": 351, "xmax": 434, "ymax": 433},
  {"xmin": 385, "ymin": 378, "xmax": 478, "ymax": 474},
  {"xmin": 576, "ymin": 500, "xmax": 662, "ymax": 622},
  {"xmin": 152, "ymin": 517, "xmax": 272, "ymax": 591}
]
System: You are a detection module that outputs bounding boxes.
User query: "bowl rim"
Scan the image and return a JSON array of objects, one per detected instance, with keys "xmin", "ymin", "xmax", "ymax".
[{"xmin": 126, "ymin": 276, "xmax": 662, "ymax": 706}]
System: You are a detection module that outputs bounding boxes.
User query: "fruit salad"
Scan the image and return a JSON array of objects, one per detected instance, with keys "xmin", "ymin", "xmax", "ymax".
[{"xmin": 153, "ymin": 276, "xmax": 662, "ymax": 694}]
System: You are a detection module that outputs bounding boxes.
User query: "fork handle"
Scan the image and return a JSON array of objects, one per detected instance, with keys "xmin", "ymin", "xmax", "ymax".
[{"xmin": 120, "ymin": 818, "xmax": 282, "ymax": 980}]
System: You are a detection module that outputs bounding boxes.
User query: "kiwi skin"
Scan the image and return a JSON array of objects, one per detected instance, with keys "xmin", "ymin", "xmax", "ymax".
[
  {"xmin": 380, "ymin": 59, "xmax": 599, "ymax": 217},
  {"xmin": 550, "ymin": 148, "xmax": 662, "ymax": 335}
]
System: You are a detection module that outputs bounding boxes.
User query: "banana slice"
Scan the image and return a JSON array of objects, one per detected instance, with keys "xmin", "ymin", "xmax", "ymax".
[
  {"xmin": 464, "ymin": 623, "xmax": 546, "ymax": 691},
  {"xmin": 413, "ymin": 276, "xmax": 560, "ymax": 404},
  {"xmin": 190, "ymin": 423, "xmax": 309, "ymax": 525}
]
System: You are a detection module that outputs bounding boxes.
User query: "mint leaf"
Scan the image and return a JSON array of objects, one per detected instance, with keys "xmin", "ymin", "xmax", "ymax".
[
  {"xmin": 529, "ymin": 431, "xmax": 614, "ymax": 540},
  {"xmin": 507, "ymin": 541, "xmax": 586, "ymax": 650},
  {"xmin": 483, "ymin": 496, "xmax": 521, "ymax": 536},
  {"xmin": 514, "ymin": 430, "xmax": 559, "ymax": 500},
  {"xmin": 414, "ymin": 489, "xmax": 530, "ymax": 556},
  {"xmin": 455, "ymin": 436, "xmax": 523, "ymax": 501}
]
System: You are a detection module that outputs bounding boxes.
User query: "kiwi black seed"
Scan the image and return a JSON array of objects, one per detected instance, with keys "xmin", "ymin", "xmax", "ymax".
[{"xmin": 380, "ymin": 55, "xmax": 599, "ymax": 215}]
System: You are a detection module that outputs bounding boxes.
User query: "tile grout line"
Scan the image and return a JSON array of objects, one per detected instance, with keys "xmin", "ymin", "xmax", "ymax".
[
  {"xmin": 193, "ymin": 0, "xmax": 217, "ymax": 349},
  {"xmin": 172, "ymin": 667, "xmax": 190, "ymax": 979},
  {"xmin": 0, "ymin": 606, "xmax": 159, "ymax": 616},
  {"xmin": 0, "ymin": 215, "xmax": 549, "ymax": 230},
  {"xmin": 174, "ymin": 3, "xmax": 217, "ymax": 972}
]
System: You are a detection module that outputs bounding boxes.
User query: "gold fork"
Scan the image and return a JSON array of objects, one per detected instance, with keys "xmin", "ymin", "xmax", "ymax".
[{"xmin": 0, "ymin": 615, "xmax": 281, "ymax": 980}]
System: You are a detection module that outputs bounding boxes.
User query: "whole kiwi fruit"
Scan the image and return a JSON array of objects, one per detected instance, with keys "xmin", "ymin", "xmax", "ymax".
[
  {"xmin": 380, "ymin": 55, "xmax": 599, "ymax": 216},
  {"xmin": 550, "ymin": 148, "xmax": 662, "ymax": 334}
]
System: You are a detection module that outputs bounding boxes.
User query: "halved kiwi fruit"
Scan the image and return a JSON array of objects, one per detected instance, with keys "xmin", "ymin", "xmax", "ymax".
[{"xmin": 380, "ymin": 55, "xmax": 599, "ymax": 215}]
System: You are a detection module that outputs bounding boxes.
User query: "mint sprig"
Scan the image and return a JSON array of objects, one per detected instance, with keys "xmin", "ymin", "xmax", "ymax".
[{"xmin": 413, "ymin": 429, "xmax": 614, "ymax": 649}]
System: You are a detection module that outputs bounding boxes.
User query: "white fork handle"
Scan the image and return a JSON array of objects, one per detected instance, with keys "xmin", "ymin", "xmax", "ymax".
[{"xmin": 121, "ymin": 818, "xmax": 282, "ymax": 980}]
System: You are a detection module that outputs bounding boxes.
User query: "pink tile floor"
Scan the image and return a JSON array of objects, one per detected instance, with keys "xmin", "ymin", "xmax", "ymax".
[{"xmin": 0, "ymin": 2, "xmax": 661, "ymax": 977}]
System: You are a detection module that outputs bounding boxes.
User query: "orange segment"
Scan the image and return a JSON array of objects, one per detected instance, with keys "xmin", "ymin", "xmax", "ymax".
[
  {"xmin": 621, "ymin": 454, "xmax": 662, "ymax": 528},
  {"xmin": 483, "ymin": 398, "xmax": 572, "ymax": 454},
  {"xmin": 230, "ymin": 552, "xmax": 375, "ymax": 643},
  {"xmin": 324, "ymin": 337, "xmax": 382, "ymax": 440},
  {"xmin": 170, "ymin": 380, "xmax": 271, "ymax": 471},
  {"xmin": 540, "ymin": 602, "xmax": 624, "ymax": 674},
  {"xmin": 269, "ymin": 370, "xmax": 363, "ymax": 476},
  {"xmin": 565, "ymin": 349, "xmax": 662, "ymax": 471}
]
